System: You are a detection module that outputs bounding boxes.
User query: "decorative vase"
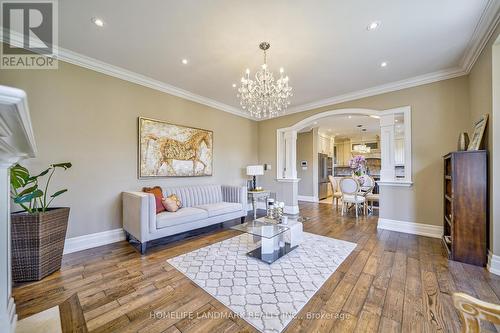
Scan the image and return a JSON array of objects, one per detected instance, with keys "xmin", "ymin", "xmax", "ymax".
[
  {"xmin": 457, "ymin": 132, "xmax": 470, "ymax": 151},
  {"xmin": 11, "ymin": 207, "xmax": 70, "ymax": 282}
]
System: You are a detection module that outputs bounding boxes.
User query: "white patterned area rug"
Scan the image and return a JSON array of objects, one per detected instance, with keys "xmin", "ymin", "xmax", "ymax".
[{"xmin": 167, "ymin": 232, "xmax": 356, "ymax": 333}]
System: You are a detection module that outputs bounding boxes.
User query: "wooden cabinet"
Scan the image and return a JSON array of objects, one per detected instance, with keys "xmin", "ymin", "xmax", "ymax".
[{"xmin": 442, "ymin": 151, "xmax": 487, "ymax": 266}]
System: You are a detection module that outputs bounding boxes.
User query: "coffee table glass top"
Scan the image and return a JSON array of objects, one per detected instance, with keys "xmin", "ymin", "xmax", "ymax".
[{"xmin": 231, "ymin": 220, "xmax": 289, "ymax": 239}]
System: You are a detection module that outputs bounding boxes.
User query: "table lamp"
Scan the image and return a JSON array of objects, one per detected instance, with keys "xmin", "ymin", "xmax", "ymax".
[{"xmin": 246, "ymin": 165, "xmax": 264, "ymax": 190}]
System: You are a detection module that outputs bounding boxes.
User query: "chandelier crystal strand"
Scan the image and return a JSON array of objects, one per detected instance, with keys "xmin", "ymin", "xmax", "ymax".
[{"xmin": 237, "ymin": 42, "xmax": 292, "ymax": 119}]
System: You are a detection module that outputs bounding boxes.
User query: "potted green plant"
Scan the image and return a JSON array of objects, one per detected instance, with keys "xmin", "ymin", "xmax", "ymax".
[{"xmin": 10, "ymin": 162, "xmax": 72, "ymax": 282}]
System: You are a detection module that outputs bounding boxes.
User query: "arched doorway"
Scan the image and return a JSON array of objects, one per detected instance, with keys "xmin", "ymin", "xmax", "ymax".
[{"xmin": 276, "ymin": 106, "xmax": 412, "ymax": 215}]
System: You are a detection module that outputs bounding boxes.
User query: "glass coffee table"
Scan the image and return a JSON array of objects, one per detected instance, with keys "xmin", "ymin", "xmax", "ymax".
[{"xmin": 231, "ymin": 219, "xmax": 298, "ymax": 264}]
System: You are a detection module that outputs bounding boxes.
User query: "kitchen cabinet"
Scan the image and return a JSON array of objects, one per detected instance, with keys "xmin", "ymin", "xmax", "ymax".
[
  {"xmin": 319, "ymin": 135, "xmax": 334, "ymax": 157},
  {"xmin": 334, "ymin": 140, "xmax": 352, "ymax": 166}
]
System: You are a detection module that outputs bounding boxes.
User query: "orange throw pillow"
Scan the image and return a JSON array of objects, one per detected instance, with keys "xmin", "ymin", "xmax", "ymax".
[{"xmin": 143, "ymin": 186, "xmax": 165, "ymax": 214}]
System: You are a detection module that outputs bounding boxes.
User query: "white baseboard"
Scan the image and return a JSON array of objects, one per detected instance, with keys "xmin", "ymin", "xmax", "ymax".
[
  {"xmin": 297, "ymin": 195, "xmax": 318, "ymax": 202},
  {"xmin": 487, "ymin": 250, "xmax": 500, "ymax": 276},
  {"xmin": 64, "ymin": 228, "xmax": 125, "ymax": 254},
  {"xmin": 377, "ymin": 218, "xmax": 443, "ymax": 239},
  {"xmin": 0, "ymin": 297, "xmax": 17, "ymax": 333}
]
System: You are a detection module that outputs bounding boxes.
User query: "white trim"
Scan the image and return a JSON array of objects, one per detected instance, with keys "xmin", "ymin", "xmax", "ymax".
[
  {"xmin": 1, "ymin": 32, "xmax": 251, "ymax": 120},
  {"xmin": 377, "ymin": 218, "xmax": 443, "ymax": 238},
  {"xmin": 63, "ymin": 228, "xmax": 125, "ymax": 254},
  {"xmin": 487, "ymin": 251, "xmax": 500, "ymax": 276},
  {"xmin": 3, "ymin": 3, "xmax": 499, "ymax": 122},
  {"xmin": 275, "ymin": 178, "xmax": 301, "ymax": 183},
  {"xmin": 286, "ymin": 67, "xmax": 466, "ymax": 116},
  {"xmin": 297, "ymin": 195, "xmax": 318, "ymax": 202},
  {"xmin": 377, "ymin": 181, "xmax": 413, "ymax": 187},
  {"xmin": 460, "ymin": 0, "xmax": 500, "ymax": 73}
]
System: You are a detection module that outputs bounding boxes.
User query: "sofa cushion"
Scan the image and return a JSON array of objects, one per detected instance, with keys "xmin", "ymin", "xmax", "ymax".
[
  {"xmin": 163, "ymin": 185, "xmax": 223, "ymax": 207},
  {"xmin": 156, "ymin": 207, "xmax": 208, "ymax": 229},
  {"xmin": 196, "ymin": 202, "xmax": 243, "ymax": 217}
]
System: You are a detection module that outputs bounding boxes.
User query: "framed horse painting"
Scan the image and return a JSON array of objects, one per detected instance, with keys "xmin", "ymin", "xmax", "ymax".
[{"xmin": 138, "ymin": 117, "xmax": 213, "ymax": 178}]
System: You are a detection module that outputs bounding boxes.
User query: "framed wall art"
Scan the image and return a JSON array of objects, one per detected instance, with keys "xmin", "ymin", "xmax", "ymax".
[
  {"xmin": 138, "ymin": 117, "xmax": 213, "ymax": 178},
  {"xmin": 468, "ymin": 114, "xmax": 488, "ymax": 151}
]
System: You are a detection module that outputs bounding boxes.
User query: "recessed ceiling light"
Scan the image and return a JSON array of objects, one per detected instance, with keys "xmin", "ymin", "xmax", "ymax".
[
  {"xmin": 395, "ymin": 119, "xmax": 399, "ymax": 122},
  {"xmin": 369, "ymin": 115, "xmax": 381, "ymax": 119},
  {"xmin": 232, "ymin": 83, "xmax": 236, "ymax": 88},
  {"xmin": 181, "ymin": 59, "xmax": 188, "ymax": 65},
  {"xmin": 348, "ymin": 116, "xmax": 352, "ymax": 119},
  {"xmin": 91, "ymin": 17, "xmax": 104, "ymax": 27},
  {"xmin": 367, "ymin": 21, "xmax": 381, "ymax": 31},
  {"xmin": 380, "ymin": 61, "xmax": 388, "ymax": 68},
  {"xmin": 313, "ymin": 121, "xmax": 318, "ymax": 125}
]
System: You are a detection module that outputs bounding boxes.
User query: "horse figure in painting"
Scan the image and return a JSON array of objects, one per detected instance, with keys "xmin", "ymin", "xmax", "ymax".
[{"xmin": 146, "ymin": 131, "xmax": 212, "ymax": 175}]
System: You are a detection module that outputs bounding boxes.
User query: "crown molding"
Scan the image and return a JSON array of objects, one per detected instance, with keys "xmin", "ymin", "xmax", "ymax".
[
  {"xmin": 460, "ymin": 0, "xmax": 500, "ymax": 73},
  {"xmin": 1, "ymin": 31, "xmax": 252, "ymax": 120},
  {"xmin": 285, "ymin": 66, "xmax": 467, "ymax": 116},
  {"xmin": 56, "ymin": 48, "xmax": 253, "ymax": 120},
  {"xmin": 2, "ymin": 1, "xmax": 499, "ymax": 122}
]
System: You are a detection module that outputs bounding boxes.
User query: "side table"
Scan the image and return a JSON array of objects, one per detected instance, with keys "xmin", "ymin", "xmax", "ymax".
[{"xmin": 248, "ymin": 190, "xmax": 271, "ymax": 220}]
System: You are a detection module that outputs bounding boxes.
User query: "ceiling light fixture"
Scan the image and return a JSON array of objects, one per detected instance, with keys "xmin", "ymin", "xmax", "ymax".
[
  {"xmin": 237, "ymin": 42, "xmax": 293, "ymax": 119},
  {"xmin": 181, "ymin": 59, "xmax": 188, "ymax": 65},
  {"xmin": 353, "ymin": 128, "xmax": 371, "ymax": 154},
  {"xmin": 232, "ymin": 83, "xmax": 237, "ymax": 88},
  {"xmin": 91, "ymin": 17, "xmax": 105, "ymax": 27},
  {"xmin": 380, "ymin": 61, "xmax": 388, "ymax": 68},
  {"xmin": 348, "ymin": 115, "xmax": 352, "ymax": 119},
  {"xmin": 367, "ymin": 21, "xmax": 381, "ymax": 31},
  {"xmin": 369, "ymin": 115, "xmax": 380, "ymax": 119}
]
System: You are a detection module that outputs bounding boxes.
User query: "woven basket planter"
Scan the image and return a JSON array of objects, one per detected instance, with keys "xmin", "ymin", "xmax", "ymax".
[{"xmin": 11, "ymin": 207, "xmax": 70, "ymax": 282}]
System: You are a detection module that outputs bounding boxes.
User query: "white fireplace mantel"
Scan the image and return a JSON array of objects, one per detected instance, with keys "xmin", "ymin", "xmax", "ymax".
[{"xmin": 0, "ymin": 85, "xmax": 37, "ymax": 333}]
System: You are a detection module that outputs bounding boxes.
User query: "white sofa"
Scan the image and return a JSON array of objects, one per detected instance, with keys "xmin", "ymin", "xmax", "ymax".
[{"xmin": 122, "ymin": 184, "xmax": 247, "ymax": 254}]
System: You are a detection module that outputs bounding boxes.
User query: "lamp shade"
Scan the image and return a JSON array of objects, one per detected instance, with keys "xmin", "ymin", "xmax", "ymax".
[{"xmin": 246, "ymin": 165, "xmax": 264, "ymax": 176}]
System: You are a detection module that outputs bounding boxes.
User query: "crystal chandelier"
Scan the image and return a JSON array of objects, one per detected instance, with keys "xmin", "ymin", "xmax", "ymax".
[
  {"xmin": 353, "ymin": 129, "xmax": 371, "ymax": 154},
  {"xmin": 353, "ymin": 143, "xmax": 371, "ymax": 154},
  {"xmin": 237, "ymin": 42, "xmax": 293, "ymax": 119}
]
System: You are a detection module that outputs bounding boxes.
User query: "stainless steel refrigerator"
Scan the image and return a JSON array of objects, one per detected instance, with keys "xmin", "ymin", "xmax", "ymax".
[{"xmin": 318, "ymin": 153, "xmax": 329, "ymax": 200}]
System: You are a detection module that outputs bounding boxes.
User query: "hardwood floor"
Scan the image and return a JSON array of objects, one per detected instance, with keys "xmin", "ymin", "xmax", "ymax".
[{"xmin": 13, "ymin": 202, "xmax": 500, "ymax": 332}]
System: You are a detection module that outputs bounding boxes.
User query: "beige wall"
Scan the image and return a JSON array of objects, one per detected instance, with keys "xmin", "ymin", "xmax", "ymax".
[
  {"xmin": 0, "ymin": 62, "xmax": 258, "ymax": 238},
  {"xmin": 258, "ymin": 77, "xmax": 471, "ymax": 227},
  {"xmin": 469, "ymin": 23, "xmax": 500, "ymax": 256},
  {"xmin": 297, "ymin": 131, "xmax": 314, "ymax": 197}
]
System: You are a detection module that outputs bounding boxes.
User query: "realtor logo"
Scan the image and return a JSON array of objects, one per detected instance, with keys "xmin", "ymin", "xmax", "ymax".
[{"xmin": 1, "ymin": 0, "xmax": 58, "ymax": 69}]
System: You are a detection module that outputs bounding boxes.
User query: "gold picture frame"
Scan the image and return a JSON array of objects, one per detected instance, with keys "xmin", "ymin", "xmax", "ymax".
[
  {"xmin": 138, "ymin": 117, "xmax": 213, "ymax": 178},
  {"xmin": 467, "ymin": 114, "xmax": 488, "ymax": 151}
]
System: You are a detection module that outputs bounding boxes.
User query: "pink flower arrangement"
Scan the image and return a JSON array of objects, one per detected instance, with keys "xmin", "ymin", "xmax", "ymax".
[{"xmin": 348, "ymin": 155, "xmax": 366, "ymax": 176}]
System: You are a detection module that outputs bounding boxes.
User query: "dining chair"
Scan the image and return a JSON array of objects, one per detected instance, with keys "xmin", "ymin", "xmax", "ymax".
[
  {"xmin": 328, "ymin": 175, "xmax": 342, "ymax": 210},
  {"xmin": 361, "ymin": 176, "xmax": 379, "ymax": 215},
  {"xmin": 453, "ymin": 292, "xmax": 500, "ymax": 333},
  {"xmin": 340, "ymin": 177, "xmax": 365, "ymax": 218}
]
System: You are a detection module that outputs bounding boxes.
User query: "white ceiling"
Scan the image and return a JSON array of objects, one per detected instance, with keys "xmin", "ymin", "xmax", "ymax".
[
  {"xmin": 301, "ymin": 114, "xmax": 380, "ymax": 139},
  {"xmin": 40, "ymin": 1, "xmax": 499, "ymax": 116}
]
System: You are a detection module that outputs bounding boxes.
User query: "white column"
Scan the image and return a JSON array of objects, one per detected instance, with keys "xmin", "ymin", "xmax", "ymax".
[
  {"xmin": 380, "ymin": 113, "xmax": 396, "ymax": 181},
  {"xmin": 283, "ymin": 130, "xmax": 297, "ymax": 179},
  {"xmin": 312, "ymin": 128, "xmax": 319, "ymax": 200},
  {"xmin": 0, "ymin": 167, "xmax": 16, "ymax": 333}
]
